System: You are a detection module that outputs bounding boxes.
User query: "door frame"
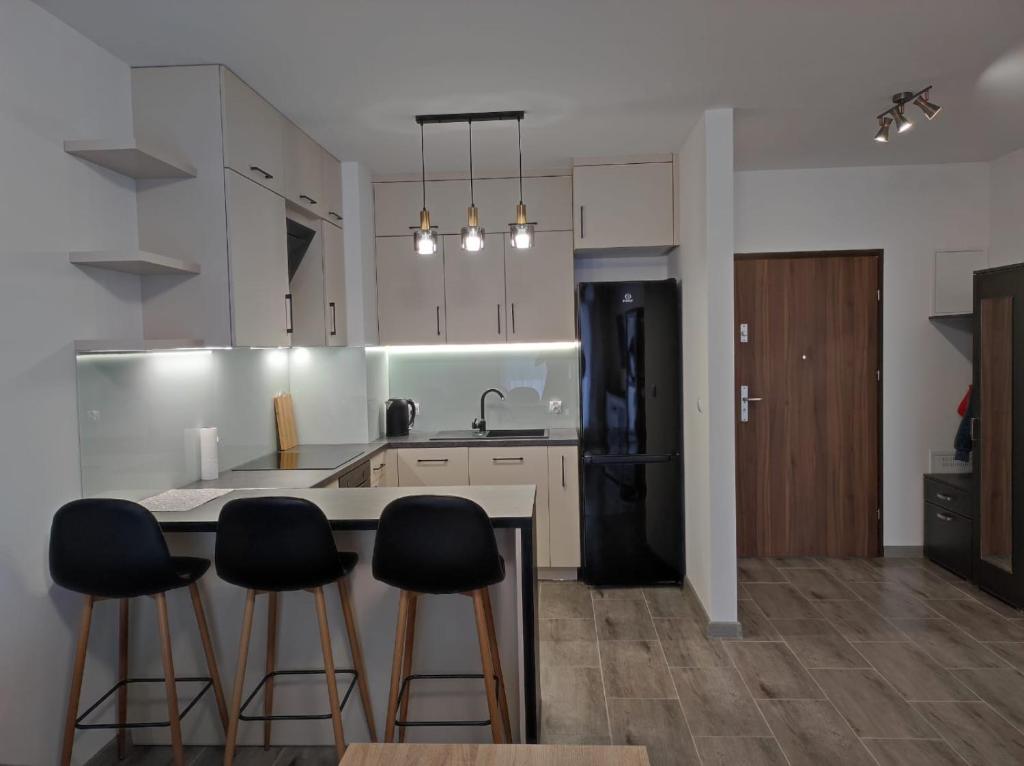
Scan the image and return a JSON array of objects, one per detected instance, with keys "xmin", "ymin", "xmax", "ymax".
[{"xmin": 733, "ymin": 249, "xmax": 884, "ymax": 556}]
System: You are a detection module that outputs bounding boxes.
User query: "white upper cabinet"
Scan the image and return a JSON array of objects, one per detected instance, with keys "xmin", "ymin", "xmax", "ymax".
[
  {"xmin": 443, "ymin": 234, "xmax": 507, "ymax": 344},
  {"xmin": 323, "ymin": 221, "xmax": 347, "ymax": 346},
  {"xmin": 224, "ymin": 170, "xmax": 290, "ymax": 347},
  {"xmin": 524, "ymin": 176, "xmax": 573, "ymax": 231},
  {"xmin": 321, "ymin": 149, "xmax": 343, "ymax": 224},
  {"xmin": 505, "ymin": 231, "xmax": 575, "ymax": 342},
  {"xmin": 376, "ymin": 236, "xmax": 446, "ymax": 345},
  {"xmin": 284, "ymin": 121, "xmax": 324, "ymax": 216},
  {"xmin": 374, "ymin": 179, "xmax": 471, "ymax": 236},
  {"xmin": 573, "ymin": 161, "xmax": 675, "ymax": 250},
  {"xmin": 221, "ymin": 68, "xmax": 285, "ymax": 195}
]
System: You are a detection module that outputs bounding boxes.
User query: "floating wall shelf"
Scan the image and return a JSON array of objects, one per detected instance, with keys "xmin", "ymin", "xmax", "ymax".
[
  {"xmin": 70, "ymin": 250, "xmax": 201, "ymax": 276},
  {"xmin": 64, "ymin": 138, "xmax": 197, "ymax": 179},
  {"xmin": 74, "ymin": 339, "xmax": 207, "ymax": 355}
]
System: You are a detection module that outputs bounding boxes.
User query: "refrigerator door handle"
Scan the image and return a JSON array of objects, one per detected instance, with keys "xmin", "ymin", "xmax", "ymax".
[{"xmin": 583, "ymin": 454, "xmax": 676, "ymax": 465}]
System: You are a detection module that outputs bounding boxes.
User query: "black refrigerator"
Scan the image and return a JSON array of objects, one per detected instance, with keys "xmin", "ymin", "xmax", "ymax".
[{"xmin": 577, "ymin": 279, "xmax": 683, "ymax": 586}]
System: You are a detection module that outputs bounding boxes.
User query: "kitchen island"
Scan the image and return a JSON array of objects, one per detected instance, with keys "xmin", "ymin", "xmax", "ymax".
[{"xmin": 131, "ymin": 485, "xmax": 538, "ymax": 746}]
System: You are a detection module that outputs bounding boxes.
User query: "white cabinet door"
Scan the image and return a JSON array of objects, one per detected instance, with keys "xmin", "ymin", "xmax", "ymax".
[
  {"xmin": 473, "ymin": 177, "xmax": 519, "ymax": 237},
  {"xmin": 221, "ymin": 68, "xmax": 285, "ymax": 194},
  {"xmin": 469, "ymin": 446, "xmax": 551, "ymax": 566},
  {"xmin": 548, "ymin": 446, "xmax": 581, "ymax": 568},
  {"xmin": 284, "ymin": 121, "xmax": 324, "ymax": 217},
  {"xmin": 322, "ymin": 149, "xmax": 343, "ymax": 224},
  {"xmin": 370, "ymin": 449, "xmax": 397, "ymax": 487},
  {"xmin": 374, "ymin": 179, "xmax": 471, "ymax": 236},
  {"xmin": 397, "ymin": 448, "xmax": 470, "ymax": 486},
  {"xmin": 375, "ymin": 236, "xmax": 446, "ymax": 345},
  {"xmin": 224, "ymin": 170, "xmax": 290, "ymax": 347},
  {"xmin": 524, "ymin": 176, "xmax": 573, "ymax": 231},
  {"xmin": 323, "ymin": 221, "xmax": 347, "ymax": 346},
  {"xmin": 505, "ymin": 231, "xmax": 575, "ymax": 342},
  {"xmin": 443, "ymin": 234, "xmax": 507, "ymax": 344},
  {"xmin": 573, "ymin": 162, "xmax": 674, "ymax": 249}
]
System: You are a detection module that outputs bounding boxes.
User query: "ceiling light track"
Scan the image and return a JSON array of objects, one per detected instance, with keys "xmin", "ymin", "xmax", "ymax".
[{"xmin": 873, "ymin": 86, "xmax": 941, "ymax": 143}]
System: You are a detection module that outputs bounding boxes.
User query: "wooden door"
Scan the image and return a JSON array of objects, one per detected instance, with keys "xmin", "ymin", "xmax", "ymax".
[
  {"xmin": 443, "ymin": 233, "xmax": 507, "ymax": 344},
  {"xmin": 734, "ymin": 252, "xmax": 881, "ymax": 557},
  {"xmin": 375, "ymin": 236, "xmax": 446, "ymax": 345},
  {"xmin": 573, "ymin": 162, "xmax": 674, "ymax": 250},
  {"xmin": 505, "ymin": 231, "xmax": 575, "ymax": 342}
]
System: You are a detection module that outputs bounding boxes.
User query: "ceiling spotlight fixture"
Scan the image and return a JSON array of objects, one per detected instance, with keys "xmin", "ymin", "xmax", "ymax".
[
  {"xmin": 873, "ymin": 86, "xmax": 940, "ymax": 143},
  {"xmin": 509, "ymin": 118, "xmax": 536, "ymax": 250},
  {"xmin": 411, "ymin": 123, "xmax": 438, "ymax": 255},
  {"xmin": 460, "ymin": 120, "xmax": 485, "ymax": 253}
]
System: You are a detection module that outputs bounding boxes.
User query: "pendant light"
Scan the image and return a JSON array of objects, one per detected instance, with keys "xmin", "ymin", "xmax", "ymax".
[
  {"xmin": 509, "ymin": 118, "xmax": 536, "ymax": 250},
  {"xmin": 460, "ymin": 121, "xmax": 485, "ymax": 252},
  {"xmin": 873, "ymin": 115, "xmax": 892, "ymax": 143},
  {"xmin": 412, "ymin": 123, "xmax": 438, "ymax": 255}
]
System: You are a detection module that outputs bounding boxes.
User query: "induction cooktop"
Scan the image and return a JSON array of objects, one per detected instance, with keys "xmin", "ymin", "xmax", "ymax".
[{"xmin": 233, "ymin": 444, "xmax": 364, "ymax": 471}]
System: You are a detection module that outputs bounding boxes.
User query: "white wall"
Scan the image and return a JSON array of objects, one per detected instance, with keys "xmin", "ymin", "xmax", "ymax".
[
  {"xmin": 342, "ymin": 161, "xmax": 380, "ymax": 346},
  {"xmin": 991, "ymin": 148, "xmax": 1024, "ymax": 268},
  {"xmin": 573, "ymin": 253, "xmax": 670, "ymax": 283},
  {"xmin": 735, "ymin": 162, "xmax": 990, "ymax": 547},
  {"xmin": 0, "ymin": 2, "xmax": 142, "ymax": 762},
  {"xmin": 671, "ymin": 110, "xmax": 738, "ymax": 627}
]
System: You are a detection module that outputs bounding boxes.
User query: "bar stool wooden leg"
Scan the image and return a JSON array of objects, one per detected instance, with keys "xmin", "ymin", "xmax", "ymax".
[
  {"xmin": 336, "ymin": 577, "xmax": 378, "ymax": 742},
  {"xmin": 225, "ymin": 589, "xmax": 256, "ymax": 766},
  {"xmin": 482, "ymin": 588, "xmax": 512, "ymax": 743},
  {"xmin": 384, "ymin": 590, "xmax": 411, "ymax": 743},
  {"xmin": 397, "ymin": 594, "xmax": 418, "ymax": 743},
  {"xmin": 263, "ymin": 591, "xmax": 279, "ymax": 749},
  {"xmin": 188, "ymin": 583, "xmax": 229, "ymax": 733},
  {"xmin": 471, "ymin": 590, "xmax": 504, "ymax": 744},
  {"xmin": 60, "ymin": 595, "xmax": 95, "ymax": 766},
  {"xmin": 116, "ymin": 598, "xmax": 129, "ymax": 759},
  {"xmin": 154, "ymin": 593, "xmax": 185, "ymax": 766},
  {"xmin": 313, "ymin": 586, "xmax": 347, "ymax": 760}
]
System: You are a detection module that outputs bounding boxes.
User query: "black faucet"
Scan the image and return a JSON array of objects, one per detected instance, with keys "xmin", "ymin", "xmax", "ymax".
[{"xmin": 472, "ymin": 388, "xmax": 505, "ymax": 433}]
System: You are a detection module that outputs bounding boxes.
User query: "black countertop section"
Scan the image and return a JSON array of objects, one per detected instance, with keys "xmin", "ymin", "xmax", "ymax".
[{"xmin": 925, "ymin": 473, "xmax": 973, "ymax": 493}]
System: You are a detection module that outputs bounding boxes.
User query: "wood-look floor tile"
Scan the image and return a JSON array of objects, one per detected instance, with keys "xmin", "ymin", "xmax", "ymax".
[
  {"xmin": 913, "ymin": 700, "xmax": 1024, "ymax": 766},
  {"xmin": 643, "ymin": 587, "xmax": 704, "ymax": 620},
  {"xmin": 540, "ymin": 665, "xmax": 611, "ymax": 744},
  {"xmin": 695, "ymin": 737, "xmax": 789, "ymax": 766},
  {"xmin": 813, "ymin": 599, "xmax": 906, "ymax": 641},
  {"xmin": 864, "ymin": 738, "xmax": 967, "ymax": 766},
  {"xmin": 927, "ymin": 599, "xmax": 1024, "ymax": 642},
  {"xmin": 847, "ymin": 581, "xmax": 940, "ymax": 619},
  {"xmin": 591, "ymin": 586, "xmax": 646, "ymax": 600},
  {"xmin": 736, "ymin": 599, "xmax": 781, "ymax": 640},
  {"xmin": 962, "ymin": 586, "xmax": 1024, "ymax": 618},
  {"xmin": 770, "ymin": 618, "xmax": 838, "ymax": 637},
  {"xmin": 891, "ymin": 618, "xmax": 1006, "ymax": 669},
  {"xmin": 103, "ymin": 746, "xmax": 210, "ymax": 766},
  {"xmin": 918, "ymin": 559, "xmax": 970, "ymax": 584},
  {"xmin": 782, "ymin": 568, "xmax": 857, "ymax": 600},
  {"xmin": 607, "ymin": 698, "xmax": 700, "ymax": 766},
  {"xmin": 811, "ymin": 668, "xmax": 935, "ymax": 738},
  {"xmin": 744, "ymin": 583, "xmax": 822, "ymax": 620},
  {"xmin": 770, "ymin": 557, "xmax": 825, "ymax": 569},
  {"xmin": 655, "ymin": 618, "xmax": 733, "ymax": 668},
  {"xmin": 672, "ymin": 666, "xmax": 770, "ymax": 736},
  {"xmin": 758, "ymin": 699, "xmax": 873, "ymax": 766},
  {"xmin": 882, "ymin": 566, "xmax": 971, "ymax": 600},
  {"xmin": 739, "ymin": 558, "xmax": 786, "ymax": 583},
  {"xmin": 987, "ymin": 641, "xmax": 1024, "ymax": 670},
  {"xmin": 819, "ymin": 557, "xmax": 885, "ymax": 583},
  {"xmin": 540, "ymin": 618, "xmax": 599, "ymax": 668},
  {"xmin": 785, "ymin": 634, "xmax": 870, "ymax": 669},
  {"xmin": 540, "ymin": 581, "xmax": 595, "ymax": 619},
  {"xmin": 600, "ymin": 641, "xmax": 677, "ymax": 699},
  {"xmin": 594, "ymin": 598, "xmax": 657, "ymax": 640},
  {"xmin": 953, "ymin": 668, "xmax": 1024, "ymax": 732},
  {"xmin": 271, "ymin": 747, "xmax": 338, "ymax": 766},
  {"xmin": 724, "ymin": 641, "xmax": 824, "ymax": 700},
  {"xmin": 853, "ymin": 641, "xmax": 976, "ymax": 700}
]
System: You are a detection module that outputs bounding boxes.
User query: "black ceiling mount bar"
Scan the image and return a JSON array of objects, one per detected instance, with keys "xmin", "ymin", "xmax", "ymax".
[
  {"xmin": 876, "ymin": 86, "xmax": 932, "ymax": 120},
  {"xmin": 416, "ymin": 111, "xmax": 525, "ymax": 125}
]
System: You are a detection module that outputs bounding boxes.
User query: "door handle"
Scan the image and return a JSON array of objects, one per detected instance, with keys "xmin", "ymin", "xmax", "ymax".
[
  {"xmin": 329, "ymin": 211, "xmax": 342, "ymax": 221},
  {"xmin": 740, "ymin": 385, "xmax": 762, "ymax": 423},
  {"xmin": 579, "ymin": 205, "xmax": 585, "ymax": 239},
  {"xmin": 935, "ymin": 492, "xmax": 953, "ymax": 503},
  {"xmin": 492, "ymin": 457, "xmax": 525, "ymax": 464},
  {"xmin": 329, "ymin": 302, "xmax": 337, "ymax": 336},
  {"xmin": 285, "ymin": 293, "xmax": 293, "ymax": 334},
  {"xmin": 436, "ymin": 306, "xmax": 441, "ymax": 336},
  {"xmin": 497, "ymin": 304, "xmax": 502, "ymax": 336},
  {"xmin": 511, "ymin": 303, "xmax": 516, "ymax": 334},
  {"xmin": 249, "ymin": 165, "xmax": 274, "ymax": 180},
  {"xmin": 299, "ymin": 194, "xmax": 318, "ymax": 206},
  {"xmin": 417, "ymin": 458, "xmax": 449, "ymax": 465},
  {"xmin": 561, "ymin": 454, "xmax": 566, "ymax": 488},
  {"xmin": 936, "ymin": 511, "xmax": 955, "ymax": 522}
]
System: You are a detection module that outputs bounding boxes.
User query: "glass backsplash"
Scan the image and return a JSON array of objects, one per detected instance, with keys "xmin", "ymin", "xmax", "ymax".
[{"xmin": 386, "ymin": 345, "xmax": 580, "ymax": 432}]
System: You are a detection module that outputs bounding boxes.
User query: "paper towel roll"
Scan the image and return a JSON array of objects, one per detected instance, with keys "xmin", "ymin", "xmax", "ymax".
[{"xmin": 199, "ymin": 427, "xmax": 219, "ymax": 481}]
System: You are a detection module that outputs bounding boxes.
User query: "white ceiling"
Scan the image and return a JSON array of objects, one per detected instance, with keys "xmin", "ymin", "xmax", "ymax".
[{"xmin": 33, "ymin": 0, "xmax": 1024, "ymax": 175}]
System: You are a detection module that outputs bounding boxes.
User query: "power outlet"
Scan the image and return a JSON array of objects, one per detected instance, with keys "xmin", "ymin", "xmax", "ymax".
[{"xmin": 548, "ymin": 400, "xmax": 563, "ymax": 415}]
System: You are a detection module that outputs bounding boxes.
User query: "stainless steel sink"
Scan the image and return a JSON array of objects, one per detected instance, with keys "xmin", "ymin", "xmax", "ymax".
[{"xmin": 429, "ymin": 428, "xmax": 547, "ymax": 441}]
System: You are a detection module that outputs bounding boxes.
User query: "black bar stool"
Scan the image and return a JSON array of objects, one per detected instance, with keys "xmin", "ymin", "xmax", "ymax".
[
  {"xmin": 215, "ymin": 496, "xmax": 376, "ymax": 765},
  {"xmin": 50, "ymin": 499, "xmax": 229, "ymax": 766},
  {"xmin": 372, "ymin": 495, "xmax": 512, "ymax": 744}
]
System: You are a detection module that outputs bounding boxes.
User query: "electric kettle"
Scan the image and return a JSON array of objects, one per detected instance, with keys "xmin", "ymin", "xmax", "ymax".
[{"xmin": 385, "ymin": 399, "xmax": 417, "ymax": 436}]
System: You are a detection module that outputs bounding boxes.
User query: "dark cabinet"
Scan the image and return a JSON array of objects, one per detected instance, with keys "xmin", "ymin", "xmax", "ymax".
[{"xmin": 923, "ymin": 475, "xmax": 973, "ymax": 580}]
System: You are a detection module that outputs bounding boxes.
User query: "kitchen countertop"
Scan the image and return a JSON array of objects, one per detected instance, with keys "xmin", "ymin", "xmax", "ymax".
[{"xmin": 183, "ymin": 428, "xmax": 579, "ymax": 492}]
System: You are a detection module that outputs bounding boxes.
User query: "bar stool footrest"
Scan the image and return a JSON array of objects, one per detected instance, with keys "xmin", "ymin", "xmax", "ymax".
[
  {"xmin": 394, "ymin": 673, "xmax": 501, "ymax": 728},
  {"xmin": 238, "ymin": 668, "xmax": 358, "ymax": 721},
  {"xmin": 75, "ymin": 676, "xmax": 213, "ymax": 730}
]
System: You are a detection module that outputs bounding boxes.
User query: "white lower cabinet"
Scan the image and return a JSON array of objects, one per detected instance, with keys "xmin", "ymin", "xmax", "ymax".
[
  {"xmin": 396, "ymin": 448, "xmax": 469, "ymax": 486},
  {"xmin": 547, "ymin": 446, "xmax": 581, "ymax": 568},
  {"xmin": 370, "ymin": 449, "xmax": 397, "ymax": 487}
]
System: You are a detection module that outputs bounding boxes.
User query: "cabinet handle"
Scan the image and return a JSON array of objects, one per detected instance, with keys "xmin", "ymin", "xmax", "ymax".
[
  {"xmin": 249, "ymin": 165, "xmax": 274, "ymax": 180},
  {"xmin": 511, "ymin": 303, "xmax": 516, "ymax": 334},
  {"xmin": 580, "ymin": 205, "xmax": 585, "ymax": 239},
  {"xmin": 935, "ymin": 492, "xmax": 953, "ymax": 503},
  {"xmin": 492, "ymin": 457, "xmax": 525, "ymax": 464},
  {"xmin": 329, "ymin": 302, "xmax": 337, "ymax": 336},
  {"xmin": 417, "ymin": 458, "xmax": 449, "ymax": 465},
  {"xmin": 436, "ymin": 306, "xmax": 441, "ymax": 336},
  {"xmin": 561, "ymin": 454, "xmax": 566, "ymax": 488},
  {"xmin": 285, "ymin": 293, "xmax": 293, "ymax": 334},
  {"xmin": 300, "ymin": 194, "xmax": 318, "ymax": 206},
  {"xmin": 371, "ymin": 464, "xmax": 384, "ymax": 472},
  {"xmin": 936, "ymin": 511, "xmax": 955, "ymax": 522},
  {"xmin": 497, "ymin": 304, "xmax": 502, "ymax": 336},
  {"xmin": 329, "ymin": 211, "xmax": 342, "ymax": 221}
]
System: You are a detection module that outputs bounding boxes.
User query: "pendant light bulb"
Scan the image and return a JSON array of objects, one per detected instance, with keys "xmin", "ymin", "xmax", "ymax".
[
  {"xmin": 873, "ymin": 115, "xmax": 892, "ymax": 143},
  {"xmin": 460, "ymin": 121, "xmax": 485, "ymax": 253},
  {"xmin": 893, "ymin": 104, "xmax": 913, "ymax": 133},
  {"xmin": 509, "ymin": 117, "xmax": 535, "ymax": 250},
  {"xmin": 412, "ymin": 122, "xmax": 438, "ymax": 255},
  {"xmin": 913, "ymin": 91, "xmax": 941, "ymax": 120}
]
